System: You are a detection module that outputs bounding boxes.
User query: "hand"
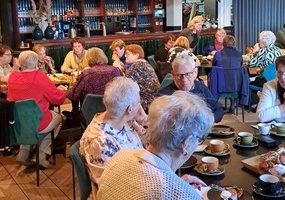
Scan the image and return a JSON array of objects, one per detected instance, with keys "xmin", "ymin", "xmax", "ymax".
[
  {"xmin": 12, "ymin": 57, "xmax": 20, "ymax": 70},
  {"xmin": 44, "ymin": 56, "xmax": 51, "ymax": 64},
  {"xmin": 0, "ymin": 84, "xmax": 8, "ymax": 92},
  {"xmin": 181, "ymin": 174, "xmax": 207, "ymax": 189},
  {"xmin": 195, "ymin": 59, "xmax": 201, "ymax": 67},
  {"xmin": 112, "ymin": 53, "xmax": 120, "ymax": 61},
  {"xmin": 252, "ymin": 43, "xmax": 260, "ymax": 53},
  {"xmin": 134, "ymin": 105, "xmax": 148, "ymax": 126},
  {"xmin": 210, "ymin": 50, "xmax": 217, "ymax": 56},
  {"xmin": 64, "ymin": 68, "xmax": 73, "ymax": 74},
  {"xmin": 57, "ymin": 85, "xmax": 68, "ymax": 91}
]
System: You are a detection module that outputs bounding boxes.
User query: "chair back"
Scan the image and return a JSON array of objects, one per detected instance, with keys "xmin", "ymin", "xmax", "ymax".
[
  {"xmin": 81, "ymin": 94, "xmax": 105, "ymax": 126},
  {"xmin": 158, "ymin": 73, "xmax": 173, "ymax": 92},
  {"xmin": 262, "ymin": 63, "xmax": 276, "ymax": 82},
  {"xmin": 9, "ymin": 99, "xmax": 43, "ymax": 145},
  {"xmin": 155, "ymin": 62, "xmax": 172, "ymax": 83},
  {"xmin": 147, "ymin": 55, "xmax": 157, "ymax": 70},
  {"xmin": 70, "ymin": 141, "xmax": 92, "ymax": 200}
]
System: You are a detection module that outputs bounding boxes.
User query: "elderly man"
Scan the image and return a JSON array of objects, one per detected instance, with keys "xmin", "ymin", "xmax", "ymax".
[{"xmin": 159, "ymin": 54, "xmax": 224, "ymax": 123}]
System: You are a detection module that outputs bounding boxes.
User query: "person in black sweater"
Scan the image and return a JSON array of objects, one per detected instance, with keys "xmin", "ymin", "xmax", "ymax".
[
  {"xmin": 159, "ymin": 54, "xmax": 224, "ymax": 123},
  {"xmin": 154, "ymin": 34, "xmax": 176, "ymax": 63}
]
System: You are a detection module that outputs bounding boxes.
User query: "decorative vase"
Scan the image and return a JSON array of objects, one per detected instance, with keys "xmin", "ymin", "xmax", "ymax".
[
  {"xmin": 33, "ymin": 25, "xmax": 43, "ymax": 40},
  {"xmin": 44, "ymin": 25, "xmax": 54, "ymax": 40}
]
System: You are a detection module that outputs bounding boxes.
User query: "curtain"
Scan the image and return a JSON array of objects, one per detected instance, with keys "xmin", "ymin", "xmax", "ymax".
[{"xmin": 233, "ymin": 0, "xmax": 285, "ymax": 53}]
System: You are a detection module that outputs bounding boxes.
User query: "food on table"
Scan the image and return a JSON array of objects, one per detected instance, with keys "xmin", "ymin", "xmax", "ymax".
[
  {"xmin": 259, "ymin": 146, "xmax": 285, "ymax": 172},
  {"xmin": 48, "ymin": 74, "xmax": 70, "ymax": 84}
]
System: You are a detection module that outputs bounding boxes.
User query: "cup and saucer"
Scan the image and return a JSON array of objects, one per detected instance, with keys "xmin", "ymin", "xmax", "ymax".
[
  {"xmin": 234, "ymin": 132, "xmax": 259, "ymax": 148},
  {"xmin": 252, "ymin": 174, "xmax": 285, "ymax": 198},
  {"xmin": 204, "ymin": 139, "xmax": 230, "ymax": 156},
  {"xmin": 195, "ymin": 156, "xmax": 225, "ymax": 176}
]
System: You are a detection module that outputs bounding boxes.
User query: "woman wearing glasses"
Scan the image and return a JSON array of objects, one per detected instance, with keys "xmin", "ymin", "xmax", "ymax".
[
  {"xmin": 97, "ymin": 91, "xmax": 213, "ymax": 200},
  {"xmin": 257, "ymin": 56, "xmax": 285, "ymax": 122},
  {"xmin": 159, "ymin": 54, "xmax": 224, "ymax": 123}
]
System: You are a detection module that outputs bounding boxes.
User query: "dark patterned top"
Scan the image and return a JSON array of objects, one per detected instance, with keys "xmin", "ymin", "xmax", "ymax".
[
  {"xmin": 248, "ymin": 44, "xmax": 283, "ymax": 70},
  {"xmin": 67, "ymin": 64, "xmax": 122, "ymax": 102},
  {"xmin": 126, "ymin": 60, "xmax": 160, "ymax": 112}
]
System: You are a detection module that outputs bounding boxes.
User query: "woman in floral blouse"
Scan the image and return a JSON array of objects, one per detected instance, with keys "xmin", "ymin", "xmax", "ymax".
[
  {"xmin": 80, "ymin": 77, "xmax": 148, "ymax": 183},
  {"xmin": 125, "ymin": 44, "xmax": 160, "ymax": 112}
]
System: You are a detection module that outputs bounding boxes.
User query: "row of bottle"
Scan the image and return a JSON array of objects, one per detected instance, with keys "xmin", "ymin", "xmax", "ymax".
[
  {"xmin": 18, "ymin": 18, "xmax": 35, "ymax": 33},
  {"xmin": 84, "ymin": 17, "xmax": 102, "ymax": 30},
  {"xmin": 105, "ymin": 0, "xmax": 129, "ymax": 9}
]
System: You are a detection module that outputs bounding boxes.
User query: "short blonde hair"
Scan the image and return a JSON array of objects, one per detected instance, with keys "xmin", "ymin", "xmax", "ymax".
[
  {"xmin": 174, "ymin": 36, "xmax": 190, "ymax": 49},
  {"xmin": 187, "ymin": 15, "xmax": 204, "ymax": 29},
  {"xmin": 126, "ymin": 44, "xmax": 145, "ymax": 59},
  {"xmin": 87, "ymin": 47, "xmax": 108, "ymax": 66},
  {"xmin": 216, "ymin": 28, "xmax": 227, "ymax": 37},
  {"xmin": 109, "ymin": 39, "xmax": 126, "ymax": 51}
]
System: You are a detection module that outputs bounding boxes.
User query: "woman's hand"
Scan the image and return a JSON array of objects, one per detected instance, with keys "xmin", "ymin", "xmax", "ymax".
[{"xmin": 181, "ymin": 174, "xmax": 207, "ymax": 189}]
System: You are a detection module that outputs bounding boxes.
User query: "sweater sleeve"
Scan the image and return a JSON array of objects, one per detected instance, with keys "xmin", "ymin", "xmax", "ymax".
[
  {"xmin": 67, "ymin": 73, "xmax": 85, "ymax": 102},
  {"xmin": 61, "ymin": 51, "xmax": 73, "ymax": 72}
]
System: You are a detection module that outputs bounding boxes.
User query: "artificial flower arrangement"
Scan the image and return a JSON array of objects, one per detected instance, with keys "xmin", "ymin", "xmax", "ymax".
[{"xmin": 30, "ymin": 0, "xmax": 52, "ymax": 25}]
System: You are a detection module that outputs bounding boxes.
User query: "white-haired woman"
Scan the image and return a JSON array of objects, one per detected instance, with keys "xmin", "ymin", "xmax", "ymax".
[
  {"xmin": 179, "ymin": 15, "xmax": 204, "ymax": 53},
  {"xmin": 97, "ymin": 91, "xmax": 214, "ymax": 200},
  {"xmin": 7, "ymin": 50, "xmax": 66, "ymax": 168},
  {"xmin": 248, "ymin": 31, "xmax": 283, "ymax": 70},
  {"xmin": 80, "ymin": 77, "xmax": 148, "ymax": 183}
]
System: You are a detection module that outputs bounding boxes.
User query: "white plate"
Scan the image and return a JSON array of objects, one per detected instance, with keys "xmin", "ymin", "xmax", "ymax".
[{"xmin": 194, "ymin": 145, "xmax": 208, "ymax": 153}]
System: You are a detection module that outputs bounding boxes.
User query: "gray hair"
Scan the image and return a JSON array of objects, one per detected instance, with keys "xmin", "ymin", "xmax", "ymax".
[
  {"xmin": 103, "ymin": 77, "xmax": 140, "ymax": 117},
  {"xmin": 172, "ymin": 54, "xmax": 195, "ymax": 71},
  {"xmin": 259, "ymin": 31, "xmax": 276, "ymax": 47},
  {"xmin": 18, "ymin": 50, "xmax": 38, "ymax": 70},
  {"xmin": 148, "ymin": 91, "xmax": 214, "ymax": 152}
]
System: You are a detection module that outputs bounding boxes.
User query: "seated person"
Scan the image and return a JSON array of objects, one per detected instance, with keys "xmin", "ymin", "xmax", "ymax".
[
  {"xmin": 154, "ymin": 34, "xmax": 176, "ymax": 63},
  {"xmin": 159, "ymin": 54, "xmax": 224, "ymax": 123},
  {"xmin": 248, "ymin": 31, "xmax": 283, "ymax": 106},
  {"xmin": 276, "ymin": 23, "xmax": 285, "ymax": 49},
  {"xmin": 80, "ymin": 77, "xmax": 148, "ymax": 183},
  {"xmin": 7, "ymin": 50, "xmax": 66, "ymax": 168},
  {"xmin": 32, "ymin": 44, "xmax": 56, "ymax": 74},
  {"xmin": 0, "ymin": 44, "xmax": 19, "ymax": 98},
  {"xmin": 203, "ymin": 28, "xmax": 227, "ymax": 56},
  {"xmin": 125, "ymin": 44, "xmax": 160, "ymax": 112},
  {"xmin": 257, "ymin": 56, "xmax": 285, "ymax": 122},
  {"xmin": 97, "ymin": 91, "xmax": 213, "ymax": 200},
  {"xmin": 61, "ymin": 37, "xmax": 89, "ymax": 73},
  {"xmin": 67, "ymin": 47, "xmax": 122, "ymax": 104},
  {"xmin": 109, "ymin": 39, "xmax": 130, "ymax": 72},
  {"xmin": 212, "ymin": 35, "xmax": 242, "ymax": 69}
]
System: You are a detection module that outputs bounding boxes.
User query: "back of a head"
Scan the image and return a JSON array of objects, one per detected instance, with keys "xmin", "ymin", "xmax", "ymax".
[
  {"xmin": 259, "ymin": 31, "xmax": 276, "ymax": 47},
  {"xmin": 174, "ymin": 36, "xmax": 190, "ymax": 49},
  {"xmin": 172, "ymin": 54, "xmax": 195, "ymax": 71},
  {"xmin": 148, "ymin": 91, "xmax": 214, "ymax": 152},
  {"xmin": 109, "ymin": 39, "xmax": 126, "ymax": 50},
  {"xmin": 223, "ymin": 35, "xmax": 236, "ymax": 48},
  {"xmin": 87, "ymin": 47, "xmax": 108, "ymax": 66},
  {"xmin": 126, "ymin": 44, "xmax": 145, "ymax": 59},
  {"xmin": 18, "ymin": 50, "xmax": 38, "ymax": 70},
  {"xmin": 103, "ymin": 77, "xmax": 140, "ymax": 117}
]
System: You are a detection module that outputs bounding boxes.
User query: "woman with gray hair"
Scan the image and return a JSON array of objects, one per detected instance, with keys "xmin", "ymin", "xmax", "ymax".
[
  {"xmin": 7, "ymin": 50, "xmax": 66, "ymax": 168},
  {"xmin": 80, "ymin": 76, "xmax": 147, "ymax": 183},
  {"xmin": 248, "ymin": 30, "xmax": 283, "ymax": 70},
  {"xmin": 97, "ymin": 91, "xmax": 214, "ymax": 200}
]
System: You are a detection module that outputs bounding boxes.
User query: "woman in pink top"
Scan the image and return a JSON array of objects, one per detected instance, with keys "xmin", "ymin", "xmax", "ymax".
[{"xmin": 7, "ymin": 50, "xmax": 66, "ymax": 168}]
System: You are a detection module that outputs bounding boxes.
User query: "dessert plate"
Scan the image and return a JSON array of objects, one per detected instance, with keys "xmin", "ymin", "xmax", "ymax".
[{"xmin": 209, "ymin": 125, "xmax": 235, "ymax": 138}]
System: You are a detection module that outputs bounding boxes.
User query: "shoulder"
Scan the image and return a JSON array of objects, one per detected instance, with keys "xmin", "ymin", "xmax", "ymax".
[{"xmin": 264, "ymin": 79, "xmax": 278, "ymax": 90}]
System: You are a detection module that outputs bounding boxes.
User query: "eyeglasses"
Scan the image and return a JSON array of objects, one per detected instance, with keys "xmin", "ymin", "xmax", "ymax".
[
  {"xmin": 173, "ymin": 68, "xmax": 196, "ymax": 80},
  {"xmin": 277, "ymin": 71, "xmax": 285, "ymax": 76},
  {"xmin": 4, "ymin": 53, "xmax": 12, "ymax": 57}
]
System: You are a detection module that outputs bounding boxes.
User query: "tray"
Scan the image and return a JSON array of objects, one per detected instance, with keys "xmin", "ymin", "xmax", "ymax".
[{"xmin": 241, "ymin": 155, "xmax": 264, "ymax": 174}]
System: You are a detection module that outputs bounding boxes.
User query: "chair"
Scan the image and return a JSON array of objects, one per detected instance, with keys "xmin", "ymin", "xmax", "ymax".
[
  {"xmin": 70, "ymin": 140, "xmax": 97, "ymax": 200},
  {"xmin": 158, "ymin": 73, "xmax": 173, "ymax": 92},
  {"xmin": 155, "ymin": 62, "xmax": 172, "ymax": 83},
  {"xmin": 208, "ymin": 66, "xmax": 250, "ymax": 122},
  {"xmin": 81, "ymin": 94, "xmax": 105, "ymax": 128},
  {"xmin": 147, "ymin": 55, "xmax": 157, "ymax": 70},
  {"xmin": 9, "ymin": 99, "xmax": 56, "ymax": 186}
]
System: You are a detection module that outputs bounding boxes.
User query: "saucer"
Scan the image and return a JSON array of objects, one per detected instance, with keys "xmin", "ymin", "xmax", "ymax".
[
  {"xmin": 209, "ymin": 125, "xmax": 235, "ymax": 138},
  {"xmin": 233, "ymin": 138, "xmax": 259, "ymax": 148},
  {"xmin": 195, "ymin": 164, "xmax": 225, "ymax": 176},
  {"xmin": 270, "ymin": 132, "xmax": 285, "ymax": 137},
  {"xmin": 181, "ymin": 156, "xmax": 197, "ymax": 169},
  {"xmin": 252, "ymin": 182, "xmax": 285, "ymax": 198},
  {"xmin": 204, "ymin": 146, "xmax": 230, "ymax": 157}
]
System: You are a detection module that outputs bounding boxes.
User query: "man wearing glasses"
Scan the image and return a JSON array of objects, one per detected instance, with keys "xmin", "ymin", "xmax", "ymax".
[{"xmin": 159, "ymin": 54, "xmax": 224, "ymax": 123}]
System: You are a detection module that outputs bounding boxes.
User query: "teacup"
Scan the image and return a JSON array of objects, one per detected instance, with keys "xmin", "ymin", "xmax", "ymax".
[
  {"xmin": 259, "ymin": 174, "xmax": 282, "ymax": 195},
  {"xmin": 210, "ymin": 139, "xmax": 228, "ymax": 153},
  {"xmin": 271, "ymin": 123, "xmax": 285, "ymax": 134},
  {"xmin": 258, "ymin": 123, "xmax": 271, "ymax": 135},
  {"xmin": 237, "ymin": 132, "xmax": 253, "ymax": 145},
  {"xmin": 201, "ymin": 156, "xmax": 219, "ymax": 172}
]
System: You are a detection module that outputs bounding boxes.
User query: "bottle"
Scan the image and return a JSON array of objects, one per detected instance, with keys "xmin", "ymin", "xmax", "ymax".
[
  {"xmin": 85, "ymin": 21, "xmax": 90, "ymax": 37},
  {"xmin": 102, "ymin": 22, "xmax": 106, "ymax": 36},
  {"xmin": 57, "ymin": 21, "xmax": 63, "ymax": 40},
  {"xmin": 69, "ymin": 22, "xmax": 77, "ymax": 38}
]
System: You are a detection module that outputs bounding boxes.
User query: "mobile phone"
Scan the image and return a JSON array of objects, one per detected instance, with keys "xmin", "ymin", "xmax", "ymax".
[{"xmin": 255, "ymin": 135, "xmax": 279, "ymax": 148}]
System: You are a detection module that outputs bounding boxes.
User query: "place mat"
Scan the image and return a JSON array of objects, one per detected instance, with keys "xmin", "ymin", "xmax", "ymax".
[{"xmin": 209, "ymin": 125, "xmax": 235, "ymax": 138}]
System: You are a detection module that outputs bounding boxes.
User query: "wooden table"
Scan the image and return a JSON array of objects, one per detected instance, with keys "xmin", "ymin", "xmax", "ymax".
[{"xmin": 180, "ymin": 121, "xmax": 285, "ymax": 200}]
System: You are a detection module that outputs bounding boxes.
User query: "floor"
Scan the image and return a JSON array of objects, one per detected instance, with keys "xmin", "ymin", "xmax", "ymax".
[{"xmin": 0, "ymin": 96, "xmax": 259, "ymax": 200}]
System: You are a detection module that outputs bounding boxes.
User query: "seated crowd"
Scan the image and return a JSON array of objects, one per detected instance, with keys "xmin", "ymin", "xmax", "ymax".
[{"xmin": 2, "ymin": 15, "xmax": 285, "ymax": 199}]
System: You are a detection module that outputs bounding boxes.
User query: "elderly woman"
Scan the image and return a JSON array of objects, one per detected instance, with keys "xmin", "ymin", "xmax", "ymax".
[
  {"xmin": 167, "ymin": 36, "xmax": 191, "ymax": 63},
  {"xmin": 212, "ymin": 35, "xmax": 242, "ymax": 68},
  {"xmin": 80, "ymin": 77, "xmax": 148, "ymax": 183},
  {"xmin": 257, "ymin": 56, "xmax": 285, "ymax": 122},
  {"xmin": 7, "ymin": 50, "xmax": 66, "ymax": 168},
  {"xmin": 248, "ymin": 31, "xmax": 283, "ymax": 70},
  {"xmin": 61, "ymin": 37, "xmax": 89, "ymax": 73},
  {"xmin": 125, "ymin": 44, "xmax": 160, "ymax": 112},
  {"xmin": 32, "ymin": 44, "xmax": 56, "ymax": 74},
  {"xmin": 154, "ymin": 34, "xmax": 176, "ymax": 63},
  {"xmin": 179, "ymin": 15, "xmax": 204, "ymax": 53},
  {"xmin": 97, "ymin": 91, "xmax": 214, "ymax": 200},
  {"xmin": 67, "ymin": 47, "xmax": 122, "ymax": 104},
  {"xmin": 203, "ymin": 28, "xmax": 227, "ymax": 56}
]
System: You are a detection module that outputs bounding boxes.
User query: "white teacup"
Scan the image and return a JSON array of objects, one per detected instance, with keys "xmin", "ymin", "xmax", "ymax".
[{"xmin": 258, "ymin": 123, "xmax": 271, "ymax": 135}]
